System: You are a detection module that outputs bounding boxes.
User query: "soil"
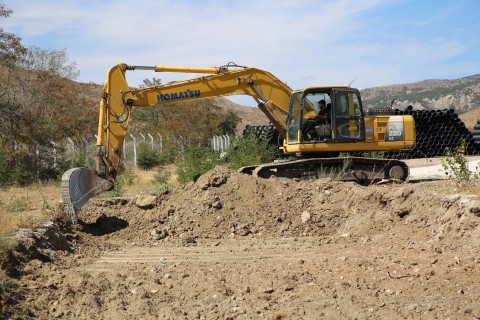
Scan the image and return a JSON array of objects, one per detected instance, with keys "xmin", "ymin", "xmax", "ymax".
[{"xmin": 1, "ymin": 162, "xmax": 480, "ymax": 320}]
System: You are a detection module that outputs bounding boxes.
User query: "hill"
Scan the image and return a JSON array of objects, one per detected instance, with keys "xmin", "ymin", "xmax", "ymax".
[
  {"xmin": 459, "ymin": 108, "xmax": 480, "ymax": 131},
  {"xmin": 361, "ymin": 74, "xmax": 480, "ymax": 114}
]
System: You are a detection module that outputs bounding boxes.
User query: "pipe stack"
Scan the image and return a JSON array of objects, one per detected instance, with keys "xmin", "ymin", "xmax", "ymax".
[
  {"xmin": 470, "ymin": 119, "xmax": 480, "ymax": 144},
  {"xmin": 383, "ymin": 108, "xmax": 480, "ymax": 159},
  {"xmin": 243, "ymin": 125, "xmax": 283, "ymax": 147}
]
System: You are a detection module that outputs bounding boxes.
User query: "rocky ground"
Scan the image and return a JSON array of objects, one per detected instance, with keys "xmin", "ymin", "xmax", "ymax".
[{"xmin": 1, "ymin": 164, "xmax": 480, "ymax": 319}]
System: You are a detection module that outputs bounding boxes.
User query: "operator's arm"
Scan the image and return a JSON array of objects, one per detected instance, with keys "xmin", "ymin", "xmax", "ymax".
[{"xmin": 316, "ymin": 104, "xmax": 331, "ymax": 121}]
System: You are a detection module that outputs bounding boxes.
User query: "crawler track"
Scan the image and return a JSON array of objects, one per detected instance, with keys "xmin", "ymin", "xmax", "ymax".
[{"xmin": 240, "ymin": 157, "xmax": 409, "ymax": 183}]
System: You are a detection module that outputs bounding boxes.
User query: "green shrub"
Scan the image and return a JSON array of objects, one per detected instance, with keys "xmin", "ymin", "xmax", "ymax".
[
  {"xmin": 0, "ymin": 144, "xmax": 71, "ymax": 187},
  {"xmin": 0, "ymin": 149, "xmax": 11, "ymax": 187},
  {"xmin": 224, "ymin": 134, "xmax": 278, "ymax": 170},
  {"xmin": 361, "ymin": 151, "xmax": 385, "ymax": 159},
  {"xmin": 152, "ymin": 169, "xmax": 174, "ymax": 193},
  {"xmin": 157, "ymin": 142, "xmax": 181, "ymax": 165},
  {"xmin": 119, "ymin": 168, "xmax": 137, "ymax": 186},
  {"xmin": 176, "ymin": 146, "xmax": 223, "ymax": 184},
  {"xmin": 109, "ymin": 176, "xmax": 124, "ymax": 197},
  {"xmin": 11, "ymin": 162, "xmax": 33, "ymax": 187},
  {"xmin": 105, "ymin": 163, "xmax": 124, "ymax": 197},
  {"xmin": 442, "ymin": 139, "xmax": 478, "ymax": 188},
  {"xmin": 137, "ymin": 143, "xmax": 161, "ymax": 170}
]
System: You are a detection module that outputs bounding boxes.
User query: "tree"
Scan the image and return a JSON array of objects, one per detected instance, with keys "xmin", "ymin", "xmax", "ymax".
[
  {"xmin": 0, "ymin": 5, "xmax": 100, "ymax": 183},
  {"xmin": 0, "ymin": 45, "xmax": 98, "ymax": 182},
  {"xmin": 218, "ymin": 110, "xmax": 242, "ymax": 135},
  {"xmin": 0, "ymin": 47, "xmax": 96, "ymax": 146},
  {"xmin": 0, "ymin": 4, "xmax": 26, "ymax": 64},
  {"xmin": 153, "ymin": 99, "xmax": 225, "ymax": 148}
]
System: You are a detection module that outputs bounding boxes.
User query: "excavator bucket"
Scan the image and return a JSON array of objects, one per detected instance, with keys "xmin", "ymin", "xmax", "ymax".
[{"xmin": 61, "ymin": 168, "xmax": 113, "ymax": 223}]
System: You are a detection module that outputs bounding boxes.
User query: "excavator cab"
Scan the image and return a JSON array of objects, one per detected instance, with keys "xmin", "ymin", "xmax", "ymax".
[{"xmin": 287, "ymin": 87, "xmax": 365, "ymax": 144}]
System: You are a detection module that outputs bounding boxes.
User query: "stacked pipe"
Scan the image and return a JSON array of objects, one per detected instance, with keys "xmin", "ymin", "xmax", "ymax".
[
  {"xmin": 243, "ymin": 125, "xmax": 283, "ymax": 147},
  {"xmin": 470, "ymin": 119, "xmax": 480, "ymax": 144},
  {"xmin": 383, "ymin": 108, "xmax": 480, "ymax": 159}
]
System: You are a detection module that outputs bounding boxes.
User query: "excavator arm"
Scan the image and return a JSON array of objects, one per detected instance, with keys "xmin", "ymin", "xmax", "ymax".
[{"xmin": 62, "ymin": 62, "xmax": 294, "ymax": 222}]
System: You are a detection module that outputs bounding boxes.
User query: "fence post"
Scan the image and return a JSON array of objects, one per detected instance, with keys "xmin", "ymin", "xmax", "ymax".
[
  {"xmin": 148, "ymin": 133, "xmax": 154, "ymax": 150},
  {"xmin": 157, "ymin": 133, "xmax": 163, "ymax": 153},
  {"xmin": 178, "ymin": 135, "xmax": 185, "ymax": 159},
  {"xmin": 221, "ymin": 135, "xmax": 226, "ymax": 151},
  {"xmin": 139, "ymin": 133, "xmax": 146, "ymax": 143},
  {"xmin": 67, "ymin": 137, "xmax": 75, "ymax": 165},
  {"xmin": 129, "ymin": 133, "xmax": 137, "ymax": 166},
  {"xmin": 212, "ymin": 135, "xmax": 218, "ymax": 151},
  {"xmin": 208, "ymin": 135, "xmax": 230, "ymax": 152},
  {"xmin": 50, "ymin": 141, "xmax": 57, "ymax": 169},
  {"xmin": 35, "ymin": 144, "xmax": 39, "ymax": 179}
]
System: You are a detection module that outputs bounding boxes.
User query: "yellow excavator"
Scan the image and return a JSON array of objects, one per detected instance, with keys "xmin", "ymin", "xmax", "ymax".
[{"xmin": 61, "ymin": 62, "xmax": 416, "ymax": 223}]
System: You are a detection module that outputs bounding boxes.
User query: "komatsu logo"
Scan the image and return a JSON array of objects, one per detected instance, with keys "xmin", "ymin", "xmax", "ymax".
[{"xmin": 157, "ymin": 89, "xmax": 201, "ymax": 102}]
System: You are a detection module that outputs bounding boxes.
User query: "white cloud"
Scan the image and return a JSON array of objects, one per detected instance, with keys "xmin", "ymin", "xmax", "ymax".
[{"xmin": 2, "ymin": 0, "xmax": 478, "ymax": 105}]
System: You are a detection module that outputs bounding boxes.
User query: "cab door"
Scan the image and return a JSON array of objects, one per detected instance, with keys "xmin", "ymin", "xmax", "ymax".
[
  {"xmin": 331, "ymin": 89, "xmax": 365, "ymax": 142},
  {"xmin": 286, "ymin": 92, "xmax": 302, "ymax": 143}
]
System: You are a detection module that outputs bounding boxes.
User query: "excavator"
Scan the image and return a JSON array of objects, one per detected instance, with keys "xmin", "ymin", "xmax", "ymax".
[{"xmin": 61, "ymin": 62, "xmax": 416, "ymax": 223}]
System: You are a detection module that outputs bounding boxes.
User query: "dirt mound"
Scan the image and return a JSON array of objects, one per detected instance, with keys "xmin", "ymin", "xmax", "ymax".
[
  {"xmin": 2, "ymin": 166, "xmax": 480, "ymax": 319},
  {"xmin": 0, "ymin": 220, "xmax": 74, "ymax": 317},
  {"xmin": 78, "ymin": 166, "xmax": 480, "ymax": 250}
]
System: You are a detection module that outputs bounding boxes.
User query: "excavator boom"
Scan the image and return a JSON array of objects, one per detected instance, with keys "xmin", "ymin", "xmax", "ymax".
[{"xmin": 96, "ymin": 63, "xmax": 294, "ymax": 180}]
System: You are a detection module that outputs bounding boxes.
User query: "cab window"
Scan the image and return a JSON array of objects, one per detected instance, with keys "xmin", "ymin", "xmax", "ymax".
[
  {"xmin": 287, "ymin": 92, "xmax": 302, "ymax": 142},
  {"xmin": 334, "ymin": 92, "xmax": 363, "ymax": 139}
]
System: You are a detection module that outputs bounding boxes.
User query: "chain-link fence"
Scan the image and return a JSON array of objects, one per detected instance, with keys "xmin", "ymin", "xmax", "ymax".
[{"xmin": 29, "ymin": 132, "xmax": 230, "ymax": 173}]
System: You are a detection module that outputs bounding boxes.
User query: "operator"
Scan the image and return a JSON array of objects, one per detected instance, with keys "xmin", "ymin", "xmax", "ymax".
[
  {"xmin": 315, "ymin": 102, "xmax": 331, "ymax": 138},
  {"xmin": 302, "ymin": 100, "xmax": 330, "ymax": 139}
]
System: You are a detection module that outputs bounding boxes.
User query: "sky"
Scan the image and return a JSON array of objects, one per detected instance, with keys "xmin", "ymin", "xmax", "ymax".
[{"xmin": 2, "ymin": 0, "xmax": 479, "ymax": 106}]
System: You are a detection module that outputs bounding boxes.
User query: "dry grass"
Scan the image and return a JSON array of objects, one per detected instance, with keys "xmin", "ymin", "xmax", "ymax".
[
  {"xmin": 121, "ymin": 167, "xmax": 157, "ymax": 195},
  {"xmin": 0, "ymin": 182, "xmax": 60, "ymax": 255},
  {"xmin": 0, "ymin": 182, "xmax": 60, "ymax": 235},
  {"xmin": 0, "ymin": 166, "xmax": 179, "ymax": 235},
  {"xmin": 115, "ymin": 165, "xmax": 179, "ymax": 196}
]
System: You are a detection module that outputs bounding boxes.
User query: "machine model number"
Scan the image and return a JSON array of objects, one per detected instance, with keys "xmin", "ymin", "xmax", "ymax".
[
  {"xmin": 385, "ymin": 120, "xmax": 404, "ymax": 141},
  {"xmin": 388, "ymin": 130, "xmax": 403, "ymax": 138}
]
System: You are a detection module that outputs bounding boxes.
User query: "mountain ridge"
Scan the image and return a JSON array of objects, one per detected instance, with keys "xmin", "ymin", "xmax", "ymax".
[{"xmin": 361, "ymin": 74, "xmax": 480, "ymax": 114}]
